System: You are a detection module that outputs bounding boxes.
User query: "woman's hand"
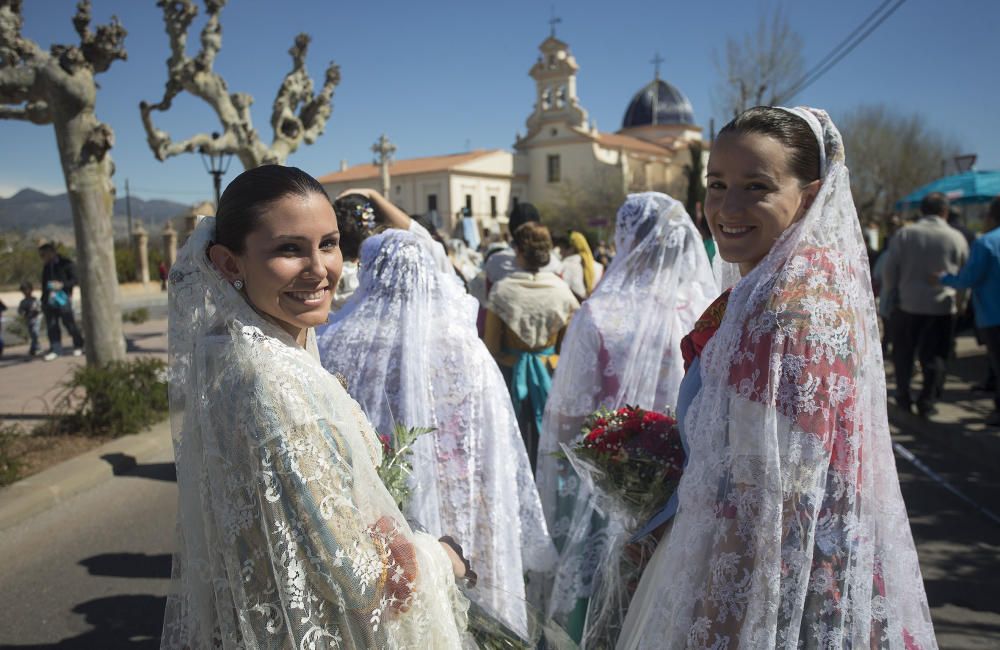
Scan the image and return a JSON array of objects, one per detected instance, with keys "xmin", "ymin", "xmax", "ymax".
[
  {"xmin": 337, "ymin": 187, "xmax": 378, "ymax": 201},
  {"xmin": 337, "ymin": 188, "xmax": 411, "ymax": 229},
  {"xmin": 372, "ymin": 516, "xmax": 418, "ymax": 611},
  {"xmin": 438, "ymin": 535, "xmax": 477, "ymax": 586},
  {"xmin": 438, "ymin": 541, "xmax": 466, "ymax": 579}
]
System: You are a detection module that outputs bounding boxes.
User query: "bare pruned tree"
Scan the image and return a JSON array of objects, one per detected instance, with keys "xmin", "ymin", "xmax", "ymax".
[
  {"xmin": 140, "ymin": 0, "xmax": 340, "ymax": 171},
  {"xmin": 713, "ymin": 7, "xmax": 804, "ymax": 119},
  {"xmin": 0, "ymin": 0, "xmax": 126, "ymax": 365},
  {"xmin": 840, "ymin": 104, "xmax": 960, "ymax": 225}
]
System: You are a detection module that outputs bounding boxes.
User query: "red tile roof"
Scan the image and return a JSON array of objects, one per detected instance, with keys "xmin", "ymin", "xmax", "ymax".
[
  {"xmin": 317, "ymin": 150, "xmax": 503, "ymax": 184},
  {"xmin": 595, "ymin": 132, "xmax": 672, "ymax": 156}
]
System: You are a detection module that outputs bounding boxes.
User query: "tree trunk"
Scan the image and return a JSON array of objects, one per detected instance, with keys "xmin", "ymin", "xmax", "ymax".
[{"xmin": 52, "ymin": 112, "xmax": 125, "ymax": 366}]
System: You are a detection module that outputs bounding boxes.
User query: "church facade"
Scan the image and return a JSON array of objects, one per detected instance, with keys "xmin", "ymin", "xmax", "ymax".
[{"xmin": 318, "ymin": 34, "xmax": 703, "ymax": 237}]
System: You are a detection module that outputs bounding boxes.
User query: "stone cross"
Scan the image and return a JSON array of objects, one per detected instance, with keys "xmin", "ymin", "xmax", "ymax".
[{"xmin": 372, "ymin": 134, "xmax": 396, "ymax": 199}]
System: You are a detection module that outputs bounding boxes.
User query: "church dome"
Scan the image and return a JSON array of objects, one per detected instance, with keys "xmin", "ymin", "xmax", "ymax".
[{"xmin": 621, "ymin": 79, "xmax": 695, "ymax": 128}]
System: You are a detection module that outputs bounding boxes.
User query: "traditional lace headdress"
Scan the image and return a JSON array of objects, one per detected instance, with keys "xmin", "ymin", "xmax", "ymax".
[
  {"xmin": 620, "ymin": 108, "xmax": 936, "ymax": 648},
  {"xmin": 319, "ymin": 229, "xmax": 555, "ymax": 637},
  {"xmin": 162, "ymin": 219, "xmax": 472, "ymax": 648},
  {"xmin": 538, "ymin": 192, "xmax": 717, "ymax": 634}
]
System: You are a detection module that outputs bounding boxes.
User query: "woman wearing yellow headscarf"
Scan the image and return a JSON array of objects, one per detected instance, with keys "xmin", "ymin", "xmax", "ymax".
[{"xmin": 561, "ymin": 231, "xmax": 603, "ymax": 300}]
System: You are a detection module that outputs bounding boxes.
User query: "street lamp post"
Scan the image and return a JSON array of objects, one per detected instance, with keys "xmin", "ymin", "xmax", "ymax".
[{"xmin": 199, "ymin": 132, "xmax": 233, "ymax": 210}]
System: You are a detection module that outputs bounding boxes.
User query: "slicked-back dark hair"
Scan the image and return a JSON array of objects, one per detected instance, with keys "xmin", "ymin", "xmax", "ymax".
[
  {"xmin": 214, "ymin": 165, "xmax": 329, "ymax": 254},
  {"xmin": 717, "ymin": 106, "xmax": 822, "ymax": 184}
]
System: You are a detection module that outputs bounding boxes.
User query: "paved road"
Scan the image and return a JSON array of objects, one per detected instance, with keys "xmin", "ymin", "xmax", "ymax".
[
  {"xmin": 0, "ymin": 422, "xmax": 996, "ymax": 648},
  {"xmin": 0, "ymin": 441, "xmax": 175, "ymax": 649},
  {"xmin": 892, "ymin": 425, "xmax": 1000, "ymax": 649}
]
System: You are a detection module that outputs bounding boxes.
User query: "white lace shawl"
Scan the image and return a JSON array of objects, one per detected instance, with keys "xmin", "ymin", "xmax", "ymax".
[
  {"xmin": 162, "ymin": 218, "xmax": 469, "ymax": 649},
  {"xmin": 318, "ymin": 230, "xmax": 557, "ymax": 637},
  {"xmin": 537, "ymin": 192, "xmax": 718, "ymax": 624},
  {"xmin": 487, "ymin": 271, "xmax": 579, "ymax": 349},
  {"xmin": 619, "ymin": 108, "xmax": 936, "ymax": 649}
]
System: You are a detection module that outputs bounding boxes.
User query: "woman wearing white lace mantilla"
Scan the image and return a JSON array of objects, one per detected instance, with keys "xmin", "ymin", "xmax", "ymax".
[
  {"xmin": 617, "ymin": 107, "xmax": 936, "ymax": 648},
  {"xmin": 161, "ymin": 165, "xmax": 471, "ymax": 649},
  {"xmin": 538, "ymin": 192, "xmax": 717, "ymax": 644},
  {"xmin": 318, "ymin": 229, "xmax": 557, "ymax": 638}
]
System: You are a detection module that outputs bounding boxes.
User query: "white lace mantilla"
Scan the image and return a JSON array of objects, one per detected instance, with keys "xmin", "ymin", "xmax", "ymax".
[
  {"xmin": 162, "ymin": 218, "xmax": 470, "ymax": 649},
  {"xmin": 618, "ymin": 108, "xmax": 936, "ymax": 649},
  {"xmin": 319, "ymin": 230, "xmax": 557, "ymax": 638}
]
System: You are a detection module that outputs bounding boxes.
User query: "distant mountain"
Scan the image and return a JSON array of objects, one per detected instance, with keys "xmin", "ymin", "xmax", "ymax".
[{"xmin": 0, "ymin": 188, "xmax": 197, "ymax": 239}]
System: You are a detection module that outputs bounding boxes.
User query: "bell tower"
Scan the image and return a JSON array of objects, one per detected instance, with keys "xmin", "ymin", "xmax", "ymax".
[{"xmin": 523, "ymin": 35, "xmax": 589, "ymax": 140}]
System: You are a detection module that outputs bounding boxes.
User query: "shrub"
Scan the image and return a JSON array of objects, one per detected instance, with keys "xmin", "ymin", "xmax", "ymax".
[
  {"xmin": 47, "ymin": 357, "xmax": 168, "ymax": 437},
  {"xmin": 123, "ymin": 307, "xmax": 150, "ymax": 324},
  {"xmin": 0, "ymin": 424, "xmax": 22, "ymax": 487}
]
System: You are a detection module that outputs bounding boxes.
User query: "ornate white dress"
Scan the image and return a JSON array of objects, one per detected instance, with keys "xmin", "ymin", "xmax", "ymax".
[
  {"xmin": 318, "ymin": 230, "xmax": 556, "ymax": 638},
  {"xmin": 537, "ymin": 192, "xmax": 717, "ymax": 642},
  {"xmin": 617, "ymin": 108, "xmax": 937, "ymax": 649},
  {"xmin": 161, "ymin": 219, "xmax": 469, "ymax": 649}
]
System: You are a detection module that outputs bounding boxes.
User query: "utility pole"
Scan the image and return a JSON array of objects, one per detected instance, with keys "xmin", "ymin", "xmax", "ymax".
[{"xmin": 125, "ymin": 178, "xmax": 133, "ymax": 236}]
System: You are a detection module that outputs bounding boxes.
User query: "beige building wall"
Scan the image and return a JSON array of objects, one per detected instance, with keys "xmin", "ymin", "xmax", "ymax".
[{"xmin": 321, "ymin": 150, "xmax": 515, "ymax": 238}]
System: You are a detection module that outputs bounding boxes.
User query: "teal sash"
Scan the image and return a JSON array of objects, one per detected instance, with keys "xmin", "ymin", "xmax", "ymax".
[{"xmin": 505, "ymin": 345, "xmax": 555, "ymax": 434}]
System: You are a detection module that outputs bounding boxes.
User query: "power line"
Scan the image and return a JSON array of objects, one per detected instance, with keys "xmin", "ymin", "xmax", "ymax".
[{"xmin": 780, "ymin": 0, "xmax": 908, "ymax": 103}]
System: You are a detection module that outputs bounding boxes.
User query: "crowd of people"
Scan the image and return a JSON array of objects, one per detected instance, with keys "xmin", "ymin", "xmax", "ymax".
[
  {"xmin": 153, "ymin": 103, "xmax": 1000, "ymax": 648},
  {"xmin": 874, "ymin": 193, "xmax": 1000, "ymax": 426}
]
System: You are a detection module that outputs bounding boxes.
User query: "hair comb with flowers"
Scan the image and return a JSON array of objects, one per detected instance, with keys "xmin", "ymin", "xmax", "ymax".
[{"xmin": 354, "ymin": 201, "xmax": 377, "ymax": 233}]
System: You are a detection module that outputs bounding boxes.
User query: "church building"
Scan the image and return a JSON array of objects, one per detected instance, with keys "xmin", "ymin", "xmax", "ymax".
[{"xmin": 318, "ymin": 32, "xmax": 703, "ymax": 237}]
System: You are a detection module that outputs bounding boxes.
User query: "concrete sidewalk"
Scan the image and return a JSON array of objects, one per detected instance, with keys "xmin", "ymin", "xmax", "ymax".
[{"xmin": 0, "ymin": 314, "xmax": 167, "ymax": 428}]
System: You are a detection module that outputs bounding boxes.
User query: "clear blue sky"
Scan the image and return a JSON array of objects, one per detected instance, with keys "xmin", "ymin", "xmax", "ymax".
[{"xmin": 1, "ymin": 0, "xmax": 996, "ymax": 203}]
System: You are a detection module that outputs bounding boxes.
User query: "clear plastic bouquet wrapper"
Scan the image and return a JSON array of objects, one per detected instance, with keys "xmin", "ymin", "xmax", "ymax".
[
  {"xmin": 463, "ymin": 584, "xmax": 578, "ymax": 649},
  {"xmin": 559, "ymin": 405, "xmax": 685, "ymax": 649}
]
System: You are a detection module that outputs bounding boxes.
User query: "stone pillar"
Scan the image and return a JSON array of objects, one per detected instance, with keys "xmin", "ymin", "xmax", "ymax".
[
  {"xmin": 162, "ymin": 221, "xmax": 177, "ymax": 266},
  {"xmin": 133, "ymin": 223, "xmax": 150, "ymax": 286},
  {"xmin": 184, "ymin": 213, "xmax": 199, "ymax": 242}
]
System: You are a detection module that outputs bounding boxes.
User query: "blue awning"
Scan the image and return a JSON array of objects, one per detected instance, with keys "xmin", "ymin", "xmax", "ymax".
[{"xmin": 896, "ymin": 170, "xmax": 1000, "ymax": 209}]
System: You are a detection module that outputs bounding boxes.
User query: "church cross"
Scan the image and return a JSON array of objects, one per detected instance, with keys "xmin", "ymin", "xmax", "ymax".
[
  {"xmin": 548, "ymin": 6, "xmax": 562, "ymax": 37},
  {"xmin": 651, "ymin": 52, "xmax": 665, "ymax": 80}
]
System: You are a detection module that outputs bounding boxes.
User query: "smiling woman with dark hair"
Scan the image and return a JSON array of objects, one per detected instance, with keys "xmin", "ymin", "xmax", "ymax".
[
  {"xmin": 162, "ymin": 164, "xmax": 472, "ymax": 649},
  {"xmin": 617, "ymin": 108, "xmax": 936, "ymax": 649}
]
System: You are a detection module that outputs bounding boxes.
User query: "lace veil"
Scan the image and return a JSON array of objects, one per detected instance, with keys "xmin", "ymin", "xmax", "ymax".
[
  {"xmin": 619, "ymin": 108, "xmax": 936, "ymax": 648},
  {"xmin": 536, "ymin": 192, "xmax": 717, "ymax": 628},
  {"xmin": 318, "ymin": 229, "xmax": 556, "ymax": 637},
  {"xmin": 162, "ymin": 218, "xmax": 468, "ymax": 649}
]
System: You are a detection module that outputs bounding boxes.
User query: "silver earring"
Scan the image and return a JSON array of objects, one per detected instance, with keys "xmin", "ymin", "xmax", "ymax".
[{"xmin": 233, "ymin": 279, "xmax": 244, "ymax": 291}]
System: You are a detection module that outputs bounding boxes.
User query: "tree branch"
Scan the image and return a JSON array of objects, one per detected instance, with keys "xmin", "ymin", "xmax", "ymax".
[
  {"xmin": 0, "ymin": 64, "xmax": 35, "ymax": 104},
  {"xmin": 269, "ymin": 33, "xmax": 340, "ymax": 157},
  {"xmin": 0, "ymin": 99, "xmax": 50, "ymax": 123},
  {"xmin": 142, "ymin": 0, "xmax": 336, "ymax": 169},
  {"xmin": 76, "ymin": 0, "xmax": 127, "ymax": 74}
]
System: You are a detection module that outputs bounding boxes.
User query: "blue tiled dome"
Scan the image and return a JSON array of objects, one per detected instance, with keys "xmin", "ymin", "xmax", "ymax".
[{"xmin": 622, "ymin": 79, "xmax": 695, "ymax": 128}]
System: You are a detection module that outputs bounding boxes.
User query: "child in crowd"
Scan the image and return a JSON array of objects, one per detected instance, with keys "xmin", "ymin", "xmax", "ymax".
[{"xmin": 17, "ymin": 281, "xmax": 42, "ymax": 357}]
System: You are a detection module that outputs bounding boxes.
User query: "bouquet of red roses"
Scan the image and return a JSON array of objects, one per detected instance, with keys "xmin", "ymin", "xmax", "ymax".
[
  {"xmin": 560, "ymin": 405, "xmax": 684, "ymax": 649},
  {"xmin": 567, "ymin": 405, "xmax": 684, "ymax": 522}
]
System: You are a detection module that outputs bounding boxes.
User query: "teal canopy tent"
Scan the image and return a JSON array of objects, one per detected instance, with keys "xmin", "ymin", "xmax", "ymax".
[{"xmin": 896, "ymin": 170, "xmax": 1000, "ymax": 209}]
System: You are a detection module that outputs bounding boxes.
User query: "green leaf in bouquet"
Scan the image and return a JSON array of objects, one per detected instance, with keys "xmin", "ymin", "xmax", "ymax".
[{"xmin": 376, "ymin": 424, "xmax": 436, "ymax": 511}]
